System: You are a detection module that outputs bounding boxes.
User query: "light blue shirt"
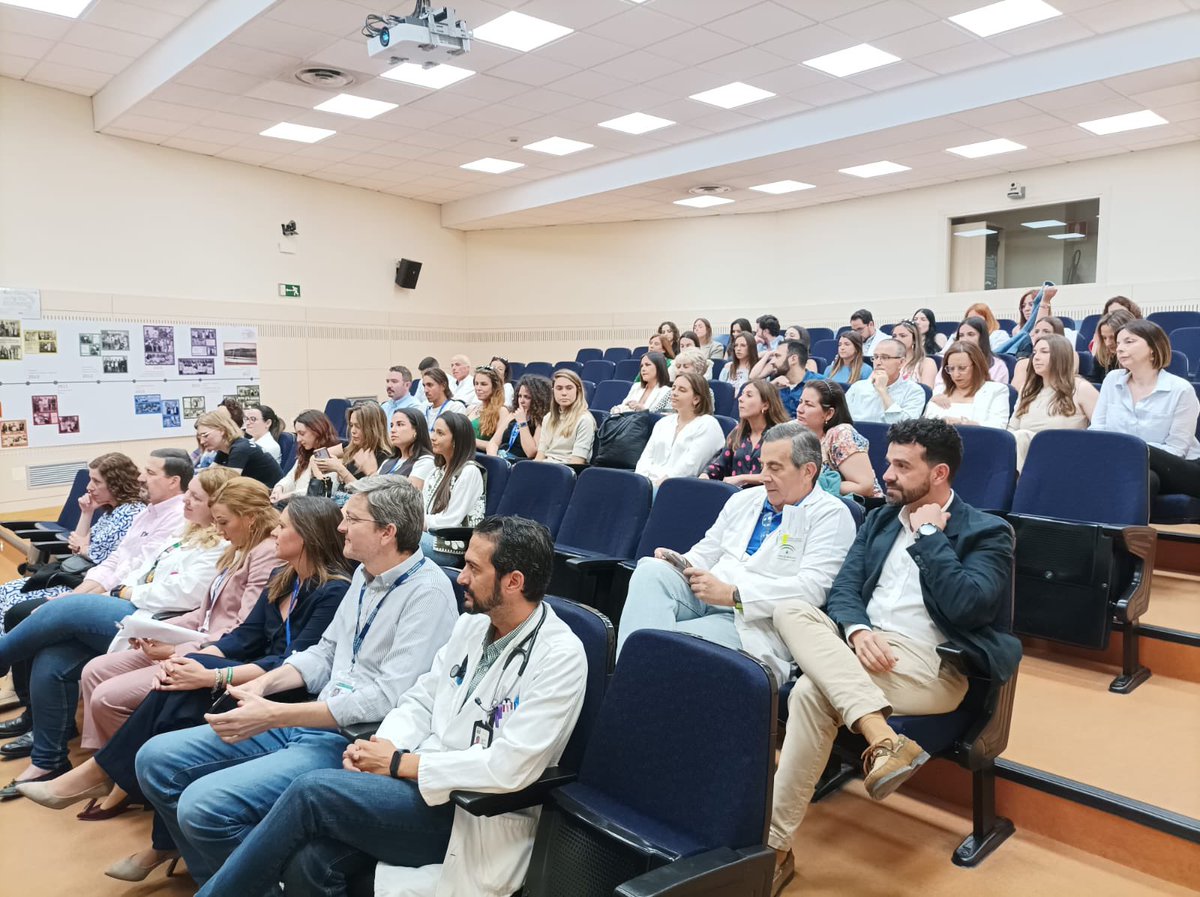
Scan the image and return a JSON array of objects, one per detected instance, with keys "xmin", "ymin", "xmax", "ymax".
[
  {"xmin": 845, "ymin": 377, "xmax": 926, "ymax": 424},
  {"xmin": 1090, "ymin": 369, "xmax": 1200, "ymax": 459},
  {"xmin": 382, "ymin": 394, "xmax": 418, "ymax": 418}
]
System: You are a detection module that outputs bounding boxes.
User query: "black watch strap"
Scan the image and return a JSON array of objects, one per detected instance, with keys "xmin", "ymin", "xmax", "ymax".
[{"xmin": 389, "ymin": 749, "xmax": 408, "ymax": 778}]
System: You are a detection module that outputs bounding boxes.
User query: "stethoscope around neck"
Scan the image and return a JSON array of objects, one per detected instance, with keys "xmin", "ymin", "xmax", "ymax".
[{"xmin": 450, "ymin": 604, "xmax": 548, "ymax": 704}]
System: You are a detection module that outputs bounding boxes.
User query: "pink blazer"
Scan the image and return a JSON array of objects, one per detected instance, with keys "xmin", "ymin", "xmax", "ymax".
[{"xmin": 173, "ymin": 539, "xmax": 279, "ymax": 650}]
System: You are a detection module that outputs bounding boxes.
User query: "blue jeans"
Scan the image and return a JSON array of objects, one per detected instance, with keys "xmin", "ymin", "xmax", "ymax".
[
  {"xmin": 196, "ymin": 768, "xmax": 455, "ymax": 897},
  {"xmin": 135, "ymin": 723, "xmax": 349, "ymax": 885},
  {"xmin": 0, "ymin": 593, "xmax": 133, "ymax": 768},
  {"xmin": 616, "ymin": 558, "xmax": 740, "ymax": 657}
]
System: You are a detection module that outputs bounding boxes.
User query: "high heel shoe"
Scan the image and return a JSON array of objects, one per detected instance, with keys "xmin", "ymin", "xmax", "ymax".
[
  {"xmin": 15, "ymin": 779, "xmax": 109, "ymax": 809},
  {"xmin": 103, "ymin": 851, "xmax": 181, "ymax": 882}
]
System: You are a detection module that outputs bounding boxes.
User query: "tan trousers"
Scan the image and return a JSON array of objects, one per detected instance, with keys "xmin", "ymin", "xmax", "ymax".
[{"xmin": 767, "ymin": 601, "xmax": 967, "ymax": 851}]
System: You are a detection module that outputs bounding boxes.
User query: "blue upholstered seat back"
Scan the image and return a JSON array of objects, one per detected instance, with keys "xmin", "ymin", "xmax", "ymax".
[
  {"xmin": 1013, "ymin": 430, "xmax": 1148, "ymax": 526},
  {"xmin": 495, "ymin": 461, "xmax": 576, "ymax": 538},
  {"xmin": 544, "ymin": 596, "xmax": 613, "ymax": 771},
  {"xmin": 556, "ymin": 468, "xmax": 652, "ymax": 558},
  {"xmin": 954, "ymin": 427, "xmax": 1017, "ymax": 511},
  {"xmin": 633, "ymin": 478, "xmax": 738, "ymax": 560}
]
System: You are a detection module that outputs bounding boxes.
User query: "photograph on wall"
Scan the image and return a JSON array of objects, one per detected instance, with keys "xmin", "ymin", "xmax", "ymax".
[
  {"xmin": 223, "ymin": 341, "xmax": 257, "ymax": 366},
  {"xmin": 190, "ymin": 328, "xmax": 217, "ymax": 357},
  {"xmin": 0, "ymin": 339, "xmax": 20, "ymax": 361},
  {"xmin": 31, "ymin": 394, "xmax": 59, "ymax": 425},
  {"xmin": 0, "ymin": 320, "xmax": 19, "ymax": 338},
  {"xmin": 23, "ymin": 329, "xmax": 57, "ymax": 355},
  {"xmin": 134, "ymin": 394, "xmax": 162, "ymax": 415},
  {"xmin": 58, "ymin": 415, "xmax": 80, "ymax": 435},
  {"xmin": 1, "ymin": 420, "xmax": 28, "ymax": 448},
  {"xmin": 178, "ymin": 357, "xmax": 215, "ymax": 376},
  {"xmin": 236, "ymin": 384, "xmax": 260, "ymax": 404},
  {"xmin": 143, "ymin": 325, "xmax": 175, "ymax": 366},
  {"xmin": 182, "ymin": 396, "xmax": 205, "ymax": 419},
  {"xmin": 79, "ymin": 333, "xmax": 102, "ymax": 356},
  {"xmin": 162, "ymin": 400, "xmax": 181, "ymax": 429},
  {"xmin": 102, "ymin": 356, "xmax": 128, "ymax": 374},
  {"xmin": 222, "ymin": 394, "xmax": 238, "ymax": 404},
  {"xmin": 101, "ymin": 330, "xmax": 130, "ymax": 352}
]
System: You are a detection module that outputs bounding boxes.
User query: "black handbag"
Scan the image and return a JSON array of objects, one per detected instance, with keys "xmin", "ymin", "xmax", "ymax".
[
  {"xmin": 20, "ymin": 554, "xmax": 96, "ymax": 593},
  {"xmin": 591, "ymin": 411, "xmax": 657, "ymax": 470}
]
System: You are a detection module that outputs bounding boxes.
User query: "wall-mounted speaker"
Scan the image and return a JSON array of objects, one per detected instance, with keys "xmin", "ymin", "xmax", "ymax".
[{"xmin": 395, "ymin": 258, "xmax": 422, "ymax": 289}]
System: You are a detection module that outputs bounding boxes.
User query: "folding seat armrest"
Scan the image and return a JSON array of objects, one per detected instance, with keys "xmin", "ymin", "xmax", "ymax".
[
  {"xmin": 1114, "ymin": 525, "xmax": 1157, "ymax": 623},
  {"xmin": 451, "ymin": 767, "xmax": 576, "ymax": 817},
  {"xmin": 935, "ymin": 642, "xmax": 973, "ymax": 676},
  {"xmin": 615, "ymin": 846, "xmax": 775, "ymax": 897},
  {"xmin": 564, "ymin": 556, "xmax": 625, "ymax": 573},
  {"xmin": 428, "ymin": 526, "xmax": 474, "ymax": 544},
  {"xmin": 339, "ymin": 721, "xmax": 381, "ymax": 742},
  {"xmin": 34, "ymin": 543, "xmax": 75, "ymax": 563},
  {"xmin": 961, "ymin": 667, "xmax": 1019, "ymax": 769}
]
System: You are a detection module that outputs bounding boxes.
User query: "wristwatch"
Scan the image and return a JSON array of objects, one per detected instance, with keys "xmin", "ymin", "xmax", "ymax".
[
  {"xmin": 389, "ymin": 749, "xmax": 409, "ymax": 779},
  {"xmin": 916, "ymin": 523, "xmax": 939, "ymax": 539},
  {"xmin": 731, "ymin": 586, "xmax": 743, "ymax": 613}
]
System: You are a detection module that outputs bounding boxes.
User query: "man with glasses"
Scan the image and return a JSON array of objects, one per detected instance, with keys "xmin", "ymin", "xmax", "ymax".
[
  {"xmin": 850, "ymin": 309, "xmax": 884, "ymax": 357},
  {"xmin": 137, "ymin": 476, "xmax": 458, "ymax": 888},
  {"xmin": 844, "ymin": 339, "xmax": 926, "ymax": 423}
]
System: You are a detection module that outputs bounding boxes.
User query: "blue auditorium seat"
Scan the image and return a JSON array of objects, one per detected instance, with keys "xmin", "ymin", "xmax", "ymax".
[
  {"xmin": 603, "ymin": 347, "xmax": 632, "ymax": 364},
  {"xmin": 575, "ymin": 348, "xmax": 603, "ymax": 364},
  {"xmin": 808, "ymin": 327, "xmax": 835, "ymax": 344},
  {"xmin": 581, "ymin": 359, "xmax": 616, "ymax": 383},
  {"xmin": 1149, "ymin": 310, "xmax": 1200, "ymax": 335},
  {"xmin": 524, "ymin": 362, "xmax": 554, "ymax": 378},
  {"xmin": 277, "ymin": 431, "xmax": 297, "ymax": 474},
  {"xmin": 591, "ymin": 380, "xmax": 632, "ymax": 410},
  {"xmin": 554, "ymin": 361, "xmax": 583, "ymax": 375},
  {"xmin": 614, "ymin": 359, "xmax": 641, "ymax": 381},
  {"xmin": 1169, "ymin": 328, "xmax": 1200, "ymax": 379},
  {"xmin": 709, "ymin": 380, "xmax": 736, "ymax": 417},
  {"xmin": 715, "ymin": 415, "xmax": 738, "ymax": 437},
  {"xmin": 955, "ymin": 426, "xmax": 1017, "ymax": 512},
  {"xmin": 494, "ymin": 460, "xmax": 576, "ymax": 538}
]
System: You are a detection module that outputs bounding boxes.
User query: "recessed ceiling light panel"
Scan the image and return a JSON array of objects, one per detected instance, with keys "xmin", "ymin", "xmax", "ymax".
[
  {"xmin": 949, "ymin": 0, "xmax": 1061, "ymax": 38},
  {"xmin": 524, "ymin": 136, "xmax": 593, "ymax": 156},
  {"xmin": 954, "ymin": 228, "xmax": 998, "ymax": 237},
  {"xmin": 674, "ymin": 196, "xmax": 735, "ymax": 208},
  {"xmin": 460, "ymin": 157, "xmax": 524, "ymax": 174},
  {"xmin": 1048, "ymin": 232, "xmax": 1086, "ymax": 240},
  {"xmin": 803, "ymin": 43, "xmax": 900, "ymax": 78},
  {"xmin": 839, "ymin": 160, "xmax": 911, "ymax": 178},
  {"xmin": 598, "ymin": 112, "xmax": 675, "ymax": 134},
  {"xmin": 749, "ymin": 180, "xmax": 816, "ymax": 194},
  {"xmin": 259, "ymin": 122, "xmax": 336, "ymax": 143},
  {"xmin": 0, "ymin": 0, "xmax": 92, "ymax": 16},
  {"xmin": 1021, "ymin": 219, "xmax": 1066, "ymax": 229},
  {"xmin": 946, "ymin": 138, "xmax": 1026, "ymax": 158},
  {"xmin": 1078, "ymin": 109, "xmax": 1168, "ymax": 135},
  {"xmin": 689, "ymin": 82, "xmax": 775, "ymax": 109},
  {"xmin": 314, "ymin": 94, "xmax": 398, "ymax": 119},
  {"xmin": 380, "ymin": 62, "xmax": 475, "ymax": 89},
  {"xmin": 473, "ymin": 11, "xmax": 573, "ymax": 52}
]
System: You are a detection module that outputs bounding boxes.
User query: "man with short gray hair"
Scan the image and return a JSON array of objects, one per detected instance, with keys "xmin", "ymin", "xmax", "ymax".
[
  {"xmin": 845, "ymin": 338, "xmax": 926, "ymax": 423},
  {"xmin": 617, "ymin": 423, "xmax": 857, "ymax": 683}
]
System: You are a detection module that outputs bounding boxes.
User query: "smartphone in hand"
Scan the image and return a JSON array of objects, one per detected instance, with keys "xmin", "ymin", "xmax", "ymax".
[
  {"xmin": 314, "ymin": 448, "xmax": 331, "ymax": 460},
  {"xmin": 658, "ymin": 549, "xmax": 689, "ymax": 572},
  {"xmin": 209, "ymin": 691, "xmax": 239, "ymax": 715}
]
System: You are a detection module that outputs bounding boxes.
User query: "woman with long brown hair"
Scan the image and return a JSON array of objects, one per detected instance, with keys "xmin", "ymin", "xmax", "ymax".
[
  {"xmin": 825, "ymin": 331, "xmax": 872, "ymax": 385},
  {"xmin": 719, "ymin": 331, "xmax": 759, "ymax": 387},
  {"xmin": 923, "ymin": 342, "xmax": 1009, "ymax": 428},
  {"xmin": 1009, "ymin": 334, "xmax": 1098, "ymax": 469},
  {"xmin": 421, "ymin": 412, "xmax": 486, "ymax": 565},
  {"xmin": 702, "ymin": 379, "xmax": 789, "ymax": 486},
  {"xmin": 795, "ymin": 379, "xmax": 883, "ymax": 499},
  {"xmin": 315, "ymin": 402, "xmax": 393, "ymax": 487},
  {"xmin": 270, "ymin": 410, "xmax": 342, "ymax": 504},
  {"xmin": 468, "ymin": 365, "xmax": 506, "ymax": 451}
]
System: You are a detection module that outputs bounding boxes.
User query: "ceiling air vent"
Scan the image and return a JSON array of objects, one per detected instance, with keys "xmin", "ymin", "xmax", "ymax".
[
  {"xmin": 294, "ymin": 67, "xmax": 355, "ymax": 88},
  {"xmin": 688, "ymin": 185, "xmax": 733, "ymax": 196}
]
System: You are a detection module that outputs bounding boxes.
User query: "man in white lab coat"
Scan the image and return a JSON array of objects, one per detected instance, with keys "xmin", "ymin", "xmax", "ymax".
[{"xmin": 192, "ymin": 516, "xmax": 588, "ymax": 897}]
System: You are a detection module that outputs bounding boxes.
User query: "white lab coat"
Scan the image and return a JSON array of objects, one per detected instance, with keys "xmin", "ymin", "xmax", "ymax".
[
  {"xmin": 683, "ymin": 485, "xmax": 856, "ymax": 684},
  {"xmin": 373, "ymin": 604, "xmax": 588, "ymax": 897}
]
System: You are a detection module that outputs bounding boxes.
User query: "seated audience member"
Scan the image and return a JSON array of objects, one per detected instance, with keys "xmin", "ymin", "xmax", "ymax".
[
  {"xmin": 242, "ymin": 404, "xmax": 282, "ymax": 465},
  {"xmin": 677, "ymin": 330, "xmax": 700, "ymax": 352},
  {"xmin": 719, "ymin": 331, "xmax": 759, "ymax": 387},
  {"xmin": 380, "ymin": 407, "xmax": 436, "ymax": 489},
  {"xmin": 693, "ymin": 316, "xmax": 726, "ymax": 361},
  {"xmin": 795, "ymin": 380, "xmax": 883, "ymax": 500},
  {"xmin": 1009, "ymin": 334, "xmax": 1098, "ymax": 470},
  {"xmin": 952, "ymin": 316, "xmax": 1009, "ymax": 384},
  {"xmin": 421, "ymin": 413, "xmax": 486, "ymax": 566},
  {"xmin": 783, "ymin": 325, "xmax": 821, "ymax": 374},
  {"xmin": 135, "ymin": 476, "xmax": 457, "ymax": 887},
  {"xmin": 636, "ymin": 372, "xmax": 726, "ymax": 487},
  {"xmin": 448, "ymin": 355, "xmax": 477, "ymax": 406},
  {"xmin": 613, "ymin": 353, "xmax": 672, "ymax": 415},
  {"xmin": 703, "ymin": 379, "xmax": 789, "ymax": 487},
  {"xmin": 767, "ymin": 419, "xmax": 1019, "ymax": 892},
  {"xmin": 419, "ymin": 367, "xmax": 468, "ymax": 432},
  {"xmin": 488, "ymin": 374, "xmax": 551, "ymax": 461},
  {"xmin": 1098, "ymin": 295, "xmax": 1143, "ymax": 327},
  {"xmin": 190, "ymin": 400, "xmax": 245, "ymax": 474},
  {"xmin": 923, "ymin": 343, "xmax": 1010, "ymax": 429},
  {"xmin": 756, "ymin": 340, "xmax": 824, "ymax": 416},
  {"xmin": 1012, "ymin": 316, "xmax": 1066, "ymax": 386},
  {"xmin": 619, "ymin": 423, "xmax": 855, "ymax": 686},
  {"xmin": 658, "ymin": 321, "xmax": 681, "ymax": 358},
  {"xmin": 845, "ymin": 339, "xmax": 926, "ymax": 423},
  {"xmin": 825, "ymin": 331, "xmax": 873, "ymax": 385},
  {"xmin": 673, "ymin": 346, "xmax": 714, "ymax": 379},
  {"xmin": 1087, "ymin": 308, "xmax": 1135, "ymax": 385},
  {"xmin": 756, "ymin": 314, "xmax": 783, "ymax": 352},
  {"xmin": 489, "ymin": 356, "xmax": 515, "ymax": 405},
  {"xmin": 849, "ymin": 309, "xmax": 884, "ymax": 357},
  {"xmin": 468, "ymin": 366, "xmax": 507, "ymax": 451},
  {"xmin": 1017, "ymin": 286, "xmax": 1057, "ymax": 331},
  {"xmin": 912, "ymin": 307, "xmax": 947, "ymax": 352},
  {"xmin": 187, "ymin": 517, "xmax": 586, "ymax": 897},
  {"xmin": 270, "ymin": 410, "xmax": 342, "ymax": 504},
  {"xmin": 315, "ymin": 402, "xmax": 393, "ymax": 489},
  {"xmin": 196, "ymin": 410, "xmax": 284, "ymax": 489},
  {"xmin": 411, "ymin": 356, "xmax": 438, "ymax": 405},
  {"xmin": 538, "ymin": 370, "xmax": 597, "ymax": 465},
  {"xmin": 892, "ymin": 320, "xmax": 938, "ymax": 388},
  {"xmin": 646, "ymin": 332, "xmax": 675, "ymax": 362},
  {"xmin": 382, "ymin": 365, "xmax": 418, "ymax": 418},
  {"xmin": 962, "ymin": 302, "xmax": 1010, "ymax": 350},
  {"xmin": 20, "ymin": 498, "xmax": 352, "ymax": 882},
  {"xmin": 729, "ymin": 317, "xmax": 752, "ymax": 342},
  {"xmin": 0, "ymin": 466, "xmax": 231, "ymax": 794},
  {"xmin": 1091, "ymin": 319, "xmax": 1200, "ymax": 500}
]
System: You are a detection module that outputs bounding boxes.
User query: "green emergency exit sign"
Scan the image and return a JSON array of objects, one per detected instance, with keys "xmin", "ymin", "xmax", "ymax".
[{"xmin": 278, "ymin": 283, "xmax": 301, "ymax": 298}]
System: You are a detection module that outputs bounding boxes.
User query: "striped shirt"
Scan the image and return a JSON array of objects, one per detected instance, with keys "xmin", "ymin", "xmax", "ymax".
[{"xmin": 285, "ymin": 550, "xmax": 458, "ymax": 726}]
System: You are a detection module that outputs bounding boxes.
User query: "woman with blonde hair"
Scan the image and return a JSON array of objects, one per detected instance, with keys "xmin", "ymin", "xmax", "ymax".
[
  {"xmin": 824, "ymin": 331, "xmax": 872, "ymax": 385},
  {"xmin": 195, "ymin": 410, "xmax": 283, "ymax": 489},
  {"xmin": 1009, "ymin": 334, "xmax": 1098, "ymax": 469},
  {"xmin": 538, "ymin": 369, "xmax": 597, "ymax": 465},
  {"xmin": 891, "ymin": 320, "xmax": 937, "ymax": 388},
  {"xmin": 314, "ymin": 402, "xmax": 392, "ymax": 487},
  {"xmin": 468, "ymin": 366, "xmax": 506, "ymax": 451},
  {"xmin": 923, "ymin": 342, "xmax": 1010, "ymax": 428}
]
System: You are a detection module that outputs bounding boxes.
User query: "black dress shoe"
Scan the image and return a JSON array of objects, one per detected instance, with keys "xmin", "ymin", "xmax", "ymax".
[
  {"xmin": 0, "ymin": 711, "xmax": 31, "ymax": 738},
  {"xmin": 0, "ymin": 761, "xmax": 71, "ymax": 801},
  {"xmin": 0, "ymin": 732, "xmax": 33, "ymax": 760}
]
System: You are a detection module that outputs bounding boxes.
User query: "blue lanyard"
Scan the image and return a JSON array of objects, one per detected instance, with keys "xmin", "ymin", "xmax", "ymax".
[
  {"xmin": 351, "ymin": 559, "xmax": 426, "ymax": 670},
  {"xmin": 506, "ymin": 421, "xmax": 521, "ymax": 451},
  {"xmin": 427, "ymin": 402, "xmax": 448, "ymax": 429},
  {"xmin": 283, "ymin": 577, "xmax": 301, "ymax": 653}
]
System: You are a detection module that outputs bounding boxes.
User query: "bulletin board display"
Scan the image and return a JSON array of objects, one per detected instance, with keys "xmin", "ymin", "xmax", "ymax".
[{"xmin": 0, "ymin": 319, "xmax": 260, "ymax": 449}]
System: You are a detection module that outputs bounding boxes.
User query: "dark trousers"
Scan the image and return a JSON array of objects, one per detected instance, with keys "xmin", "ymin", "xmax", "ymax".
[
  {"xmin": 3, "ymin": 598, "xmax": 47, "ymax": 707},
  {"xmin": 1148, "ymin": 445, "xmax": 1200, "ymax": 500}
]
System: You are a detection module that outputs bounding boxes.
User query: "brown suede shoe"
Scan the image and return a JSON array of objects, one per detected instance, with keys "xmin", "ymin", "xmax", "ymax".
[
  {"xmin": 771, "ymin": 850, "xmax": 795, "ymax": 896},
  {"xmin": 861, "ymin": 736, "xmax": 929, "ymax": 800}
]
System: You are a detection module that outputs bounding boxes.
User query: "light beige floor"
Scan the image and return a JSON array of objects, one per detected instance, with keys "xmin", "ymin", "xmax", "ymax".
[{"xmin": 1143, "ymin": 571, "xmax": 1200, "ymax": 634}]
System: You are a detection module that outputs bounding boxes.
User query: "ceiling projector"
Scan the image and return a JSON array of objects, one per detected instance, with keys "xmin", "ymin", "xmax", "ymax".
[{"xmin": 363, "ymin": 4, "xmax": 471, "ymax": 62}]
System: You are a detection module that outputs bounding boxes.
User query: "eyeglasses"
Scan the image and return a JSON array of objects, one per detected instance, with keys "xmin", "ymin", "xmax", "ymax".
[
  {"xmin": 872, "ymin": 354, "xmax": 903, "ymax": 361},
  {"xmin": 341, "ymin": 513, "xmax": 382, "ymax": 528}
]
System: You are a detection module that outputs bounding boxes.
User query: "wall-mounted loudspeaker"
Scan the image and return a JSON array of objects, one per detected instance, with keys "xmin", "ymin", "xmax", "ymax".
[{"xmin": 395, "ymin": 258, "xmax": 422, "ymax": 289}]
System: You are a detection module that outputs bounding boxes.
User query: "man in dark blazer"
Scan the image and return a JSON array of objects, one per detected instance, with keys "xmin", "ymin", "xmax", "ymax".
[{"xmin": 766, "ymin": 418, "xmax": 1019, "ymax": 895}]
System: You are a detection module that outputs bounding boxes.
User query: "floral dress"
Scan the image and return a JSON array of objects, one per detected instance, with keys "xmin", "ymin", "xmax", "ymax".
[
  {"xmin": 822, "ymin": 425, "xmax": 883, "ymax": 497},
  {"xmin": 705, "ymin": 435, "xmax": 763, "ymax": 482},
  {"xmin": 0, "ymin": 501, "xmax": 146, "ymax": 630}
]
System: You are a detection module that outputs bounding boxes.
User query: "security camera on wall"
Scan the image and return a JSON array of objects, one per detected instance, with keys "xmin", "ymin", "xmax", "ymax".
[{"xmin": 396, "ymin": 259, "xmax": 422, "ymax": 289}]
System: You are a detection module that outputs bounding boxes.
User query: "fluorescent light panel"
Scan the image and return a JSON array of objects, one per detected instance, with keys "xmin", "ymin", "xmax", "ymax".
[
  {"xmin": 524, "ymin": 136, "xmax": 593, "ymax": 156},
  {"xmin": 460, "ymin": 157, "xmax": 524, "ymax": 174},
  {"xmin": 803, "ymin": 43, "xmax": 900, "ymax": 78},
  {"xmin": 839, "ymin": 160, "xmax": 910, "ymax": 178},
  {"xmin": 946, "ymin": 137, "xmax": 1026, "ymax": 158},
  {"xmin": 314, "ymin": 94, "xmax": 397, "ymax": 119},
  {"xmin": 259, "ymin": 122, "xmax": 335, "ymax": 143},
  {"xmin": 473, "ymin": 11, "xmax": 573, "ymax": 52},
  {"xmin": 949, "ymin": 0, "xmax": 1061, "ymax": 38},
  {"xmin": 1022, "ymin": 219, "xmax": 1066, "ymax": 229},
  {"xmin": 674, "ymin": 196, "xmax": 734, "ymax": 208},
  {"xmin": 1048, "ymin": 232, "xmax": 1086, "ymax": 240},
  {"xmin": 954, "ymin": 228, "xmax": 997, "ymax": 237},
  {"xmin": 380, "ymin": 62, "xmax": 474, "ymax": 89},
  {"xmin": 1078, "ymin": 109, "xmax": 1168, "ymax": 135},
  {"xmin": 598, "ymin": 112, "xmax": 675, "ymax": 135},
  {"xmin": 0, "ymin": 0, "xmax": 91, "ymax": 16},
  {"xmin": 689, "ymin": 81, "xmax": 775, "ymax": 109},
  {"xmin": 749, "ymin": 180, "xmax": 816, "ymax": 195}
]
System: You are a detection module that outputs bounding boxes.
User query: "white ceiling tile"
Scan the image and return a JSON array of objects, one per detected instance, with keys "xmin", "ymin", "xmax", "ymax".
[
  {"xmin": 84, "ymin": 0, "xmax": 187, "ymax": 39},
  {"xmin": 42, "ymin": 42, "xmax": 137, "ymax": 75},
  {"xmin": 25, "ymin": 60, "xmax": 111, "ymax": 93},
  {"xmin": 405, "ymin": 90, "xmax": 491, "ymax": 117},
  {"xmin": 586, "ymin": 6, "xmax": 693, "ymax": 47},
  {"xmin": 758, "ymin": 24, "xmax": 869, "ymax": 63},
  {"xmin": 304, "ymin": 37, "xmax": 390, "ymax": 74},
  {"xmin": 202, "ymin": 43, "xmax": 302, "ymax": 78},
  {"xmin": 533, "ymin": 31, "xmax": 633, "ymax": 68},
  {"xmin": 485, "ymin": 53, "xmax": 579, "ymax": 87},
  {"xmin": 642, "ymin": 26, "xmax": 746, "ymax": 65},
  {"xmin": 876, "ymin": 20, "xmax": 975, "ymax": 58},
  {"xmin": 126, "ymin": 99, "xmax": 211, "ymax": 124},
  {"xmin": 62, "ymin": 21, "xmax": 158, "ymax": 57},
  {"xmin": 695, "ymin": 46, "xmax": 796, "ymax": 79},
  {"xmin": 0, "ymin": 31, "xmax": 53, "ymax": 59},
  {"xmin": 199, "ymin": 109, "xmax": 276, "ymax": 133},
  {"xmin": 161, "ymin": 136, "xmax": 233, "ymax": 155},
  {"xmin": 619, "ymin": 0, "xmax": 741, "ymax": 27},
  {"xmin": 1127, "ymin": 82, "xmax": 1200, "ymax": 110},
  {"xmin": 265, "ymin": 155, "xmax": 327, "ymax": 174},
  {"xmin": 0, "ymin": 7, "xmax": 74, "ymax": 40},
  {"xmin": 108, "ymin": 112, "xmax": 190, "ymax": 137},
  {"xmin": 225, "ymin": 96, "xmax": 315, "ymax": 122},
  {"xmin": 121, "ymin": 0, "xmax": 207, "ymax": 15},
  {"xmin": 369, "ymin": 105, "xmax": 452, "ymax": 130},
  {"xmin": 790, "ymin": 79, "xmax": 872, "ymax": 107},
  {"xmin": 435, "ymin": 115, "xmax": 509, "ymax": 139},
  {"xmin": 549, "ymin": 68, "xmax": 636, "ymax": 100},
  {"xmin": 983, "ymin": 17, "xmax": 1096, "ymax": 54},
  {"xmin": 914, "ymin": 40, "xmax": 1008, "ymax": 74},
  {"xmin": 467, "ymin": 101, "xmax": 543, "ymax": 127},
  {"xmin": 267, "ymin": 0, "xmax": 371, "ymax": 37},
  {"xmin": 450, "ymin": 75, "xmax": 531, "ymax": 103},
  {"xmin": 103, "ymin": 127, "xmax": 167, "ymax": 143},
  {"xmin": 0, "ymin": 55, "xmax": 38, "ymax": 79},
  {"xmin": 708, "ymin": 2, "xmax": 816, "ymax": 44},
  {"xmin": 174, "ymin": 64, "xmax": 265, "ymax": 94},
  {"xmin": 150, "ymin": 82, "xmax": 239, "ymax": 111},
  {"xmin": 245, "ymin": 80, "xmax": 333, "ymax": 108},
  {"xmin": 590, "ymin": 49, "xmax": 687, "ymax": 83},
  {"xmin": 345, "ymin": 151, "xmax": 413, "ymax": 169},
  {"xmin": 1023, "ymin": 82, "xmax": 1127, "ymax": 111},
  {"xmin": 175, "ymin": 124, "xmax": 250, "ymax": 145},
  {"xmin": 229, "ymin": 18, "xmax": 336, "ymax": 58},
  {"xmin": 845, "ymin": 60, "xmax": 936, "ymax": 90},
  {"xmin": 215, "ymin": 145, "xmax": 282, "ymax": 165},
  {"xmin": 1070, "ymin": 0, "xmax": 1189, "ymax": 33},
  {"xmin": 503, "ymin": 87, "xmax": 580, "ymax": 114},
  {"xmin": 828, "ymin": 0, "xmax": 939, "ymax": 42}
]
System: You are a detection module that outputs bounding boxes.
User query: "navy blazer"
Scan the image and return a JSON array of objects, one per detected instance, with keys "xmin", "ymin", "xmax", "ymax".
[{"xmin": 824, "ymin": 494, "xmax": 1021, "ymax": 682}]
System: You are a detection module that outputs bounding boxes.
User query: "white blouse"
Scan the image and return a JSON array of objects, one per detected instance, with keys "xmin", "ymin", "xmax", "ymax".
[
  {"xmin": 635, "ymin": 414, "xmax": 726, "ymax": 481},
  {"xmin": 251, "ymin": 432, "xmax": 281, "ymax": 464},
  {"xmin": 922, "ymin": 381, "xmax": 1010, "ymax": 428}
]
